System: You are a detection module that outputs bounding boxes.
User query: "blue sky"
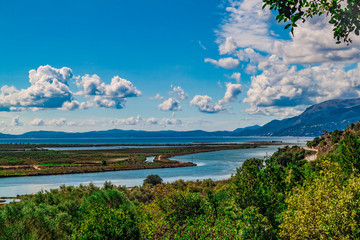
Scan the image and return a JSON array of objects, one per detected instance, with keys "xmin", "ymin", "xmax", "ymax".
[{"xmin": 0, "ymin": 0, "xmax": 359, "ymax": 134}]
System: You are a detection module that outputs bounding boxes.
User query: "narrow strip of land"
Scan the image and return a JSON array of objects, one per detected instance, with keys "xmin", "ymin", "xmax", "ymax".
[{"xmin": 0, "ymin": 141, "xmax": 289, "ymax": 178}]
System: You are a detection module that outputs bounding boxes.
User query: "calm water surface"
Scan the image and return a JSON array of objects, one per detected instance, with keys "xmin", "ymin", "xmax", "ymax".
[{"xmin": 0, "ymin": 137, "xmax": 312, "ymax": 197}]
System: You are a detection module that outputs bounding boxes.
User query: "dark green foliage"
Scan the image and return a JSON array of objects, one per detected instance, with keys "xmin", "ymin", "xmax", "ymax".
[
  {"xmin": 73, "ymin": 190, "xmax": 139, "ymax": 240},
  {"xmin": 331, "ymin": 129, "xmax": 343, "ymax": 144},
  {"xmin": 158, "ymin": 190, "xmax": 206, "ymax": 224},
  {"xmin": 338, "ymin": 131, "xmax": 360, "ymax": 173},
  {"xmin": 267, "ymin": 145, "xmax": 307, "ymax": 168},
  {"xmin": 307, "ymin": 136, "xmax": 325, "ymax": 148},
  {"xmin": 73, "ymin": 206, "xmax": 139, "ymax": 240},
  {"xmin": 143, "ymin": 174, "xmax": 163, "ymax": 186},
  {"xmin": 236, "ymin": 207, "xmax": 275, "ymax": 239}
]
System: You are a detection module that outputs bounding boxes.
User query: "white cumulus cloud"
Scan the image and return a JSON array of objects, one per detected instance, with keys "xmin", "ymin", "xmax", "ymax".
[
  {"xmin": 171, "ymin": 85, "xmax": 188, "ymax": 100},
  {"xmin": 11, "ymin": 116, "xmax": 22, "ymax": 126},
  {"xmin": 77, "ymin": 75, "xmax": 141, "ymax": 109},
  {"xmin": 210, "ymin": 0, "xmax": 360, "ymax": 117},
  {"xmin": 0, "ymin": 65, "xmax": 73, "ymax": 111},
  {"xmin": 158, "ymin": 98, "xmax": 181, "ymax": 111},
  {"xmin": 231, "ymin": 72, "xmax": 241, "ymax": 83},
  {"xmin": 149, "ymin": 93, "xmax": 164, "ymax": 100},
  {"xmin": 48, "ymin": 118, "xmax": 67, "ymax": 127},
  {"xmin": 204, "ymin": 57, "xmax": 239, "ymax": 69},
  {"xmin": 30, "ymin": 118, "xmax": 45, "ymax": 126},
  {"xmin": 190, "ymin": 95, "xmax": 225, "ymax": 113},
  {"xmin": 218, "ymin": 83, "xmax": 242, "ymax": 105}
]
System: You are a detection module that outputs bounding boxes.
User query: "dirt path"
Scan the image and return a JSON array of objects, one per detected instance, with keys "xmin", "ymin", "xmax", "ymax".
[
  {"xmin": 107, "ymin": 158, "xmax": 128, "ymax": 163},
  {"xmin": 32, "ymin": 165, "xmax": 41, "ymax": 170},
  {"xmin": 303, "ymin": 147, "xmax": 318, "ymax": 161}
]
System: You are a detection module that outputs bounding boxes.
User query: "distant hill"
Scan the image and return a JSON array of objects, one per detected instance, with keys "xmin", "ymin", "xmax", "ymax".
[
  {"xmin": 2, "ymin": 98, "xmax": 359, "ymax": 139},
  {"xmin": 0, "ymin": 129, "xmax": 234, "ymax": 139},
  {"xmin": 233, "ymin": 98, "xmax": 360, "ymax": 137},
  {"xmin": 233, "ymin": 125, "xmax": 261, "ymax": 133}
]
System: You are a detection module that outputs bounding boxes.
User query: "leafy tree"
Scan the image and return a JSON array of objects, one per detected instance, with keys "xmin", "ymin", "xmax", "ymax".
[
  {"xmin": 157, "ymin": 190, "xmax": 207, "ymax": 224},
  {"xmin": 236, "ymin": 207, "xmax": 275, "ymax": 240},
  {"xmin": 143, "ymin": 174, "xmax": 163, "ymax": 186},
  {"xmin": 73, "ymin": 206, "xmax": 139, "ymax": 240},
  {"xmin": 280, "ymin": 158, "xmax": 360, "ymax": 239},
  {"xmin": 232, "ymin": 157, "xmax": 286, "ymax": 229},
  {"xmin": 263, "ymin": 0, "xmax": 360, "ymax": 44},
  {"xmin": 267, "ymin": 146, "xmax": 307, "ymax": 168},
  {"xmin": 338, "ymin": 131, "xmax": 360, "ymax": 173}
]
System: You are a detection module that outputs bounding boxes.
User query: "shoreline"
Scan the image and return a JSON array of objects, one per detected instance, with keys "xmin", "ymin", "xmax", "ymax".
[
  {"xmin": 0, "ymin": 141, "xmax": 291, "ymax": 179},
  {"xmin": 0, "ymin": 161, "xmax": 196, "ymax": 179}
]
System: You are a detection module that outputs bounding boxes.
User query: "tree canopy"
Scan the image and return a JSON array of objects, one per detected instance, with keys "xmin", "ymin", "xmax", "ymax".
[{"xmin": 263, "ymin": 0, "xmax": 360, "ymax": 44}]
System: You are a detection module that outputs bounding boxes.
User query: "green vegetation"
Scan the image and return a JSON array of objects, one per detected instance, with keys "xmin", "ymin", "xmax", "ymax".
[
  {"xmin": 263, "ymin": 0, "xmax": 360, "ymax": 44},
  {"xmin": 143, "ymin": 174, "xmax": 163, "ymax": 186},
  {"xmin": 0, "ymin": 144, "xmax": 265, "ymax": 177},
  {"xmin": 3, "ymin": 126, "xmax": 360, "ymax": 239}
]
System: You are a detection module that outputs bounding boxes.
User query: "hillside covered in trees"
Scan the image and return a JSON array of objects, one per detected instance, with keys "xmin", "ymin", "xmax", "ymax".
[{"xmin": 2, "ymin": 123, "xmax": 360, "ymax": 239}]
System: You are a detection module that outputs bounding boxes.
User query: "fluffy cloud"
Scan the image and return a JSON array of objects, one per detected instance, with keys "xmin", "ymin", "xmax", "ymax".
[
  {"xmin": 11, "ymin": 116, "xmax": 22, "ymax": 126},
  {"xmin": 158, "ymin": 98, "xmax": 181, "ymax": 111},
  {"xmin": 160, "ymin": 118, "xmax": 182, "ymax": 125},
  {"xmin": 211, "ymin": 0, "xmax": 360, "ymax": 116},
  {"xmin": 0, "ymin": 65, "xmax": 73, "ymax": 111},
  {"xmin": 219, "ymin": 37, "xmax": 237, "ymax": 55},
  {"xmin": 76, "ymin": 74, "xmax": 105, "ymax": 96},
  {"xmin": 218, "ymin": 0, "xmax": 360, "ymax": 64},
  {"xmin": 30, "ymin": 118, "xmax": 45, "ymax": 126},
  {"xmin": 217, "ymin": 0, "xmax": 272, "ymax": 53},
  {"xmin": 60, "ymin": 100, "xmax": 93, "ymax": 111},
  {"xmin": 111, "ymin": 116, "xmax": 142, "ymax": 125},
  {"xmin": 48, "ymin": 118, "xmax": 67, "ymax": 127},
  {"xmin": 204, "ymin": 57, "xmax": 239, "ymax": 69},
  {"xmin": 171, "ymin": 85, "xmax": 188, "ymax": 100},
  {"xmin": 218, "ymin": 83, "xmax": 242, "ymax": 105},
  {"xmin": 108, "ymin": 116, "xmax": 182, "ymax": 126},
  {"xmin": 274, "ymin": 17, "xmax": 360, "ymax": 64},
  {"xmin": 149, "ymin": 93, "xmax": 164, "ymax": 100},
  {"xmin": 244, "ymin": 56, "xmax": 360, "ymax": 115},
  {"xmin": 94, "ymin": 96, "xmax": 126, "ymax": 109},
  {"xmin": 105, "ymin": 76, "xmax": 141, "ymax": 98},
  {"xmin": 146, "ymin": 117, "xmax": 158, "ymax": 125},
  {"xmin": 191, "ymin": 83, "xmax": 242, "ymax": 114},
  {"xmin": 231, "ymin": 72, "xmax": 241, "ymax": 83},
  {"xmin": 190, "ymin": 95, "xmax": 225, "ymax": 113},
  {"xmin": 77, "ymin": 75, "xmax": 141, "ymax": 109}
]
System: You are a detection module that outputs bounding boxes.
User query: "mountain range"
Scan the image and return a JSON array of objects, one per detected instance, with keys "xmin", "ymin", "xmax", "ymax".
[
  {"xmin": 233, "ymin": 98, "xmax": 360, "ymax": 136},
  {"xmin": 1, "ymin": 98, "xmax": 360, "ymax": 138}
]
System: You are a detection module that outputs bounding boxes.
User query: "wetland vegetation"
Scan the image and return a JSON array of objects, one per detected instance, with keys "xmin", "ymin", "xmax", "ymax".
[{"xmin": 0, "ymin": 143, "xmax": 263, "ymax": 178}]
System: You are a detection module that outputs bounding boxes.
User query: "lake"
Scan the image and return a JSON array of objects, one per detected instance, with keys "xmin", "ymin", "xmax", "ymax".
[{"xmin": 0, "ymin": 137, "xmax": 312, "ymax": 198}]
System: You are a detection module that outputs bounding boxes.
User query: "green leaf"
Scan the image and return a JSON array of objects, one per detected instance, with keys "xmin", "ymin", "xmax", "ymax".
[{"xmin": 285, "ymin": 24, "xmax": 292, "ymax": 29}]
